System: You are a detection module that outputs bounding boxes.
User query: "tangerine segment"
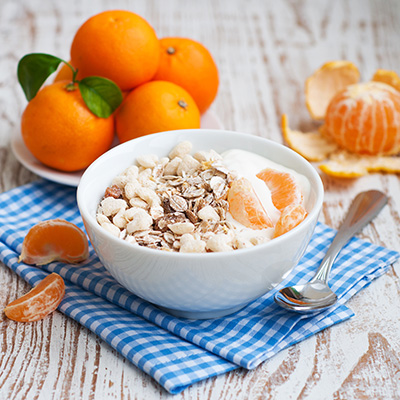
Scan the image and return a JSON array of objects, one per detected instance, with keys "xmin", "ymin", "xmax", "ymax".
[
  {"xmin": 4, "ymin": 273, "xmax": 65, "ymax": 322},
  {"xmin": 256, "ymin": 168, "xmax": 303, "ymax": 211},
  {"xmin": 273, "ymin": 204, "xmax": 307, "ymax": 238},
  {"xmin": 305, "ymin": 61, "xmax": 360, "ymax": 120},
  {"xmin": 325, "ymin": 81, "xmax": 400, "ymax": 155},
  {"xmin": 19, "ymin": 219, "xmax": 89, "ymax": 266},
  {"xmin": 281, "ymin": 114, "xmax": 339, "ymax": 162},
  {"xmin": 372, "ymin": 69, "xmax": 400, "ymax": 92},
  {"xmin": 227, "ymin": 178, "xmax": 273, "ymax": 230}
]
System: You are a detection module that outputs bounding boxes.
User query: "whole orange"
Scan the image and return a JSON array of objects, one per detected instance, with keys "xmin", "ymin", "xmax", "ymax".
[
  {"xmin": 325, "ymin": 81, "xmax": 400, "ymax": 155},
  {"xmin": 70, "ymin": 10, "xmax": 160, "ymax": 91},
  {"xmin": 54, "ymin": 62, "xmax": 73, "ymax": 82},
  {"xmin": 115, "ymin": 80, "xmax": 200, "ymax": 143},
  {"xmin": 21, "ymin": 81, "xmax": 114, "ymax": 172},
  {"xmin": 152, "ymin": 37, "xmax": 219, "ymax": 114}
]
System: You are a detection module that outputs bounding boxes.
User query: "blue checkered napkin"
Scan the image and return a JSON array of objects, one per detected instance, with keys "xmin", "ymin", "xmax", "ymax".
[
  {"xmin": 0, "ymin": 242, "xmax": 235, "ymax": 394},
  {"xmin": 0, "ymin": 181, "xmax": 398, "ymax": 394}
]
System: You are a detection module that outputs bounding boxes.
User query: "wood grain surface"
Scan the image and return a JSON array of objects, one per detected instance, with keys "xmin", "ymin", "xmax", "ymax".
[{"xmin": 1, "ymin": 0, "xmax": 400, "ymax": 398}]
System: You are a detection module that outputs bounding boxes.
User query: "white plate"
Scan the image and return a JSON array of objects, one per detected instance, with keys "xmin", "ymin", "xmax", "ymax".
[{"xmin": 11, "ymin": 110, "xmax": 224, "ymax": 187}]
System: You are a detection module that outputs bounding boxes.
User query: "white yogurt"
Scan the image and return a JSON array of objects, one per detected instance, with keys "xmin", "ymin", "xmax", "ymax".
[{"xmin": 221, "ymin": 149, "xmax": 310, "ymax": 243}]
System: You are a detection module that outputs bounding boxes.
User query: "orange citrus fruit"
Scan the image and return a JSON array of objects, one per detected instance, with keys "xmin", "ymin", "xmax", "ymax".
[
  {"xmin": 19, "ymin": 219, "xmax": 89, "ymax": 265},
  {"xmin": 70, "ymin": 10, "xmax": 160, "ymax": 91},
  {"xmin": 21, "ymin": 81, "xmax": 114, "ymax": 172},
  {"xmin": 325, "ymin": 81, "xmax": 400, "ymax": 155},
  {"xmin": 273, "ymin": 204, "xmax": 307, "ymax": 238},
  {"xmin": 153, "ymin": 37, "xmax": 219, "ymax": 114},
  {"xmin": 256, "ymin": 168, "xmax": 303, "ymax": 211},
  {"xmin": 115, "ymin": 80, "xmax": 200, "ymax": 143},
  {"xmin": 54, "ymin": 62, "xmax": 73, "ymax": 82},
  {"xmin": 4, "ymin": 273, "xmax": 65, "ymax": 322},
  {"xmin": 227, "ymin": 177, "xmax": 273, "ymax": 230}
]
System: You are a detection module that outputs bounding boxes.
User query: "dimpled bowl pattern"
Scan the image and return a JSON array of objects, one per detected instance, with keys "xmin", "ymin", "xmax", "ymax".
[{"xmin": 77, "ymin": 129, "xmax": 324, "ymax": 319}]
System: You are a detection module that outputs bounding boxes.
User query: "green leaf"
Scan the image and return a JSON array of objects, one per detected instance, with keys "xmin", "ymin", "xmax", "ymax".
[
  {"xmin": 17, "ymin": 53, "xmax": 65, "ymax": 101},
  {"xmin": 79, "ymin": 77, "xmax": 123, "ymax": 118}
]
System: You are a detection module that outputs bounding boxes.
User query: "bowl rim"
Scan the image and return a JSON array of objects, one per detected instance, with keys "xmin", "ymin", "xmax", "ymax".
[{"xmin": 77, "ymin": 128, "xmax": 324, "ymax": 259}]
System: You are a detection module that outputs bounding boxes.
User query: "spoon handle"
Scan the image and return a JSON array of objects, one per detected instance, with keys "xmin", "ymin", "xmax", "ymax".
[{"xmin": 311, "ymin": 190, "xmax": 388, "ymax": 283}]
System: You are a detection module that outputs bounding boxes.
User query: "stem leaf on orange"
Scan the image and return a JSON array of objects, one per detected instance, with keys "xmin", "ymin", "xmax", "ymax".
[
  {"xmin": 79, "ymin": 76, "xmax": 123, "ymax": 118},
  {"xmin": 17, "ymin": 53, "xmax": 65, "ymax": 101}
]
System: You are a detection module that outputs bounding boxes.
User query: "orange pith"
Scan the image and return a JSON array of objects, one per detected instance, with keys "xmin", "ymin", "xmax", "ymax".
[
  {"xmin": 19, "ymin": 219, "xmax": 89, "ymax": 265},
  {"xmin": 153, "ymin": 37, "xmax": 219, "ymax": 114},
  {"xmin": 256, "ymin": 168, "xmax": 303, "ymax": 211},
  {"xmin": 273, "ymin": 204, "xmax": 307, "ymax": 238},
  {"xmin": 4, "ymin": 273, "xmax": 65, "ymax": 322},
  {"xmin": 70, "ymin": 10, "xmax": 160, "ymax": 91},
  {"xmin": 325, "ymin": 81, "xmax": 400, "ymax": 155},
  {"xmin": 20, "ymin": 81, "xmax": 114, "ymax": 172},
  {"xmin": 227, "ymin": 177, "xmax": 273, "ymax": 230},
  {"xmin": 115, "ymin": 80, "xmax": 200, "ymax": 143}
]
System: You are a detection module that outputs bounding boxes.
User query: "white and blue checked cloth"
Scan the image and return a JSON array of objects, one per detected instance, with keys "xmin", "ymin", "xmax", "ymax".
[{"xmin": 0, "ymin": 180, "xmax": 398, "ymax": 394}]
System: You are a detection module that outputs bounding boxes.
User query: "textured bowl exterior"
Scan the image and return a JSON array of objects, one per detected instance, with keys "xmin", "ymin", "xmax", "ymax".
[{"xmin": 77, "ymin": 129, "xmax": 324, "ymax": 318}]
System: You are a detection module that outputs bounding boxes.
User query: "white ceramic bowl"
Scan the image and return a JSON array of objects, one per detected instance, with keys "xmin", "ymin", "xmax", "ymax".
[{"xmin": 77, "ymin": 129, "xmax": 324, "ymax": 319}]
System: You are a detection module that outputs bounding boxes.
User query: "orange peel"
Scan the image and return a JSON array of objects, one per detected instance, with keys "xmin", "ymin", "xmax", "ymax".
[
  {"xmin": 319, "ymin": 150, "xmax": 400, "ymax": 178},
  {"xmin": 371, "ymin": 69, "xmax": 400, "ymax": 92},
  {"xmin": 19, "ymin": 219, "xmax": 89, "ymax": 265},
  {"xmin": 281, "ymin": 114, "xmax": 339, "ymax": 161},
  {"xmin": 305, "ymin": 60, "xmax": 360, "ymax": 120}
]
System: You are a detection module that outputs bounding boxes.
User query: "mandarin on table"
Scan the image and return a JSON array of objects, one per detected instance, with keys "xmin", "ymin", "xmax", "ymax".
[
  {"xmin": 4, "ymin": 273, "xmax": 65, "ymax": 322},
  {"xmin": 70, "ymin": 10, "xmax": 160, "ymax": 91},
  {"xmin": 115, "ymin": 80, "xmax": 200, "ymax": 143},
  {"xmin": 20, "ymin": 81, "xmax": 114, "ymax": 172},
  {"xmin": 153, "ymin": 37, "xmax": 219, "ymax": 114},
  {"xmin": 227, "ymin": 177, "xmax": 273, "ymax": 230},
  {"xmin": 19, "ymin": 219, "xmax": 89, "ymax": 265},
  {"xmin": 325, "ymin": 81, "xmax": 400, "ymax": 155}
]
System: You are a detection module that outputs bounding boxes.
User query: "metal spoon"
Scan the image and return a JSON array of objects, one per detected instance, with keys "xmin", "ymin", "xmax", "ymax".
[{"xmin": 274, "ymin": 190, "xmax": 388, "ymax": 313}]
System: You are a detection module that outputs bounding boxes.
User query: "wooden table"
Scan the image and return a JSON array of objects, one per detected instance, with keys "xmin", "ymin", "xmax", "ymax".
[{"xmin": 1, "ymin": 0, "xmax": 400, "ymax": 398}]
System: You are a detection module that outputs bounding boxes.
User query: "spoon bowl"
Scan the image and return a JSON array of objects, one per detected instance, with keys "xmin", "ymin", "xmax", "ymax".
[{"xmin": 274, "ymin": 190, "xmax": 388, "ymax": 314}]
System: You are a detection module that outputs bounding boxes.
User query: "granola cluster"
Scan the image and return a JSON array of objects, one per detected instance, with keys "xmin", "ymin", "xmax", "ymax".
[{"xmin": 96, "ymin": 141, "xmax": 269, "ymax": 252}]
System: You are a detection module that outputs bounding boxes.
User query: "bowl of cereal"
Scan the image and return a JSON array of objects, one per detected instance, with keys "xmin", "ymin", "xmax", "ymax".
[{"xmin": 77, "ymin": 129, "xmax": 324, "ymax": 319}]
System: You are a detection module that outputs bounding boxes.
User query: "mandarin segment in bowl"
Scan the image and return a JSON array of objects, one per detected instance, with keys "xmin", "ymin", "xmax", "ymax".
[
  {"xmin": 256, "ymin": 167, "xmax": 303, "ymax": 211},
  {"xmin": 227, "ymin": 177, "xmax": 273, "ymax": 230},
  {"xmin": 4, "ymin": 273, "xmax": 65, "ymax": 322},
  {"xmin": 273, "ymin": 204, "xmax": 308, "ymax": 238},
  {"xmin": 19, "ymin": 219, "xmax": 89, "ymax": 265}
]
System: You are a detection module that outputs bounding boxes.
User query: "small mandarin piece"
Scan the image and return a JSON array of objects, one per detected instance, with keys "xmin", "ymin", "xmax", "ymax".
[
  {"xmin": 20, "ymin": 81, "xmax": 114, "ymax": 172},
  {"xmin": 115, "ymin": 80, "xmax": 200, "ymax": 143},
  {"xmin": 4, "ymin": 273, "xmax": 65, "ymax": 322},
  {"xmin": 153, "ymin": 37, "xmax": 219, "ymax": 114},
  {"xmin": 325, "ymin": 81, "xmax": 400, "ymax": 155},
  {"xmin": 227, "ymin": 177, "xmax": 273, "ymax": 230},
  {"xmin": 19, "ymin": 219, "xmax": 89, "ymax": 265},
  {"xmin": 256, "ymin": 168, "xmax": 303, "ymax": 211},
  {"xmin": 273, "ymin": 204, "xmax": 308, "ymax": 238},
  {"xmin": 70, "ymin": 10, "xmax": 160, "ymax": 91}
]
